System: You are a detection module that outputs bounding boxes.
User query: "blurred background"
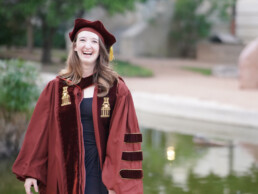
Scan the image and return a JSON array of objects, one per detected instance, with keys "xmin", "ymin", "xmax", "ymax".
[{"xmin": 1, "ymin": 0, "xmax": 258, "ymax": 193}]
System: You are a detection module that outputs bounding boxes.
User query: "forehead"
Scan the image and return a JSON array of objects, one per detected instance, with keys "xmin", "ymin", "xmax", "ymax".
[{"xmin": 77, "ymin": 30, "xmax": 99, "ymax": 39}]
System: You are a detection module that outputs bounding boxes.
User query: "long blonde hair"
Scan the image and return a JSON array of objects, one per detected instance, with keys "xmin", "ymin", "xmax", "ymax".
[{"xmin": 59, "ymin": 38, "xmax": 118, "ymax": 97}]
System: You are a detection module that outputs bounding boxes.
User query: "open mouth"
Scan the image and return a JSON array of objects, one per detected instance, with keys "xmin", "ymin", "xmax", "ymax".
[{"xmin": 83, "ymin": 52, "xmax": 92, "ymax": 56}]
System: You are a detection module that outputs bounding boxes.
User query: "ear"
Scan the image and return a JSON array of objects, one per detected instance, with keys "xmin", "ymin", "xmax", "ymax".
[{"xmin": 73, "ymin": 42, "xmax": 77, "ymax": 52}]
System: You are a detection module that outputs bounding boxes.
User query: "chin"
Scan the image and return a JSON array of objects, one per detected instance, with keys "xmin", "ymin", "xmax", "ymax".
[{"xmin": 81, "ymin": 59, "xmax": 96, "ymax": 65}]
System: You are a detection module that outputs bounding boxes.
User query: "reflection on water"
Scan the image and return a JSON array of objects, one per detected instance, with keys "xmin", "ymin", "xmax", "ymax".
[
  {"xmin": 1, "ymin": 127, "xmax": 258, "ymax": 193},
  {"xmin": 166, "ymin": 146, "xmax": 175, "ymax": 161},
  {"xmin": 142, "ymin": 128, "xmax": 258, "ymax": 194}
]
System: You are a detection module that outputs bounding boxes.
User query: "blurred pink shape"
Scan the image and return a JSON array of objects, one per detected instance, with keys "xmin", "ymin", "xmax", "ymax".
[{"xmin": 239, "ymin": 38, "xmax": 258, "ymax": 89}]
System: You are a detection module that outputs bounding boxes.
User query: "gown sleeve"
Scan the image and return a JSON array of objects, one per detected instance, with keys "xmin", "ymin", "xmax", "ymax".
[
  {"xmin": 12, "ymin": 80, "xmax": 54, "ymax": 186},
  {"xmin": 102, "ymin": 81, "xmax": 143, "ymax": 194}
]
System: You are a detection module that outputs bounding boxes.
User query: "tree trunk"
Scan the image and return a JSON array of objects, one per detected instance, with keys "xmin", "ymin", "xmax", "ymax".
[
  {"xmin": 26, "ymin": 17, "xmax": 34, "ymax": 53},
  {"xmin": 41, "ymin": 20, "xmax": 56, "ymax": 65}
]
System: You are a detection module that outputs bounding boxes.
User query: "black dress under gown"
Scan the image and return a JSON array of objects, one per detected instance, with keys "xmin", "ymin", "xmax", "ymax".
[{"xmin": 80, "ymin": 98, "xmax": 108, "ymax": 194}]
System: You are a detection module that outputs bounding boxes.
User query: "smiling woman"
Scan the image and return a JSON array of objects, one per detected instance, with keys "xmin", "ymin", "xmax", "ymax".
[
  {"xmin": 12, "ymin": 19, "xmax": 143, "ymax": 194},
  {"xmin": 74, "ymin": 31, "xmax": 100, "ymax": 69}
]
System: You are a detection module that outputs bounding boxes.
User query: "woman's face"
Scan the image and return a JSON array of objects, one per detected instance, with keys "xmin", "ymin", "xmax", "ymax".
[{"xmin": 74, "ymin": 30, "xmax": 100, "ymax": 66}]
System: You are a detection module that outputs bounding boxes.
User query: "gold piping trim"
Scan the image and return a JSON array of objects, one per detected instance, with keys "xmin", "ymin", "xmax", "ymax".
[
  {"xmin": 120, "ymin": 177, "xmax": 143, "ymax": 180},
  {"xmin": 120, "ymin": 168, "xmax": 143, "ymax": 170},
  {"xmin": 124, "ymin": 142, "xmax": 141, "ymax": 144},
  {"xmin": 122, "ymin": 150, "xmax": 142, "ymax": 153}
]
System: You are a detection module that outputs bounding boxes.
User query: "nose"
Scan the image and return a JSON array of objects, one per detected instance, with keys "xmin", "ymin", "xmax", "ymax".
[{"xmin": 85, "ymin": 41, "xmax": 92, "ymax": 49}]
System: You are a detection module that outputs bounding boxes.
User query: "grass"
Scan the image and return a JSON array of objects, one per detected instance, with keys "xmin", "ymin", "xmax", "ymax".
[
  {"xmin": 181, "ymin": 66, "xmax": 212, "ymax": 76},
  {"xmin": 0, "ymin": 157, "xmax": 25, "ymax": 194},
  {"xmin": 113, "ymin": 60, "xmax": 153, "ymax": 77},
  {"xmin": 42, "ymin": 59, "xmax": 154, "ymax": 77},
  {"xmin": 0, "ymin": 47, "xmax": 153, "ymax": 77}
]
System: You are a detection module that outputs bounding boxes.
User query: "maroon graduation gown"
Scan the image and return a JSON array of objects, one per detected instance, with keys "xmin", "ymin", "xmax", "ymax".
[{"xmin": 12, "ymin": 75, "xmax": 143, "ymax": 194}]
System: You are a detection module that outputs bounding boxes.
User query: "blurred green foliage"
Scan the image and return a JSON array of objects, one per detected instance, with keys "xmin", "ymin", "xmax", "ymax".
[
  {"xmin": 0, "ymin": 0, "xmax": 144, "ymax": 63},
  {"xmin": 34, "ymin": 26, "xmax": 66, "ymax": 49},
  {"xmin": 169, "ymin": 0, "xmax": 212, "ymax": 58},
  {"xmin": 0, "ymin": 59, "xmax": 40, "ymax": 156},
  {"xmin": 113, "ymin": 60, "xmax": 153, "ymax": 77},
  {"xmin": 0, "ymin": 0, "xmax": 39, "ymax": 46},
  {"xmin": 0, "ymin": 156, "xmax": 25, "ymax": 194},
  {"xmin": 0, "ymin": 11, "xmax": 26, "ymax": 47},
  {"xmin": 0, "ymin": 59, "xmax": 40, "ymax": 116},
  {"xmin": 181, "ymin": 66, "xmax": 212, "ymax": 76},
  {"xmin": 214, "ymin": 0, "xmax": 236, "ymax": 20},
  {"xmin": 168, "ymin": 0, "xmax": 236, "ymax": 58}
]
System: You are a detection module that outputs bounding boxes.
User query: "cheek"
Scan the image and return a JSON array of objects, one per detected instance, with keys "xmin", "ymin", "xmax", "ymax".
[{"xmin": 94, "ymin": 45, "xmax": 100, "ymax": 53}]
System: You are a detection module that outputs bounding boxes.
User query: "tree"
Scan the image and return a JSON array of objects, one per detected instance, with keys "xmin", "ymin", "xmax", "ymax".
[
  {"xmin": 168, "ymin": 0, "xmax": 213, "ymax": 58},
  {"xmin": 212, "ymin": 0, "xmax": 237, "ymax": 35},
  {"xmin": 168, "ymin": 0, "xmax": 236, "ymax": 58},
  {"xmin": 0, "ymin": 0, "xmax": 142, "ymax": 64},
  {"xmin": 0, "ymin": 59, "xmax": 40, "ymax": 156},
  {"xmin": 0, "ymin": 0, "xmax": 42, "ymax": 51}
]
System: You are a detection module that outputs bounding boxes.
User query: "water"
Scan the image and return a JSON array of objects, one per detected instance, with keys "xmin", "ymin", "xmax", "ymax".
[
  {"xmin": 140, "ymin": 113, "xmax": 258, "ymax": 194},
  {"xmin": 1, "ymin": 112, "xmax": 258, "ymax": 194}
]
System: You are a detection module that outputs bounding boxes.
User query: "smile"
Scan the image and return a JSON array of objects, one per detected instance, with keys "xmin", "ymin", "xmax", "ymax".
[{"xmin": 83, "ymin": 52, "xmax": 92, "ymax": 55}]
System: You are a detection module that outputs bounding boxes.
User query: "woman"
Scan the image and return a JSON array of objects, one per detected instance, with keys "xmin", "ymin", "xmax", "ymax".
[{"xmin": 12, "ymin": 18, "xmax": 143, "ymax": 194}]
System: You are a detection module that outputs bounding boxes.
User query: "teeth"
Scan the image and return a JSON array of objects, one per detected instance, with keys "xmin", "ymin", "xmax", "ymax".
[{"xmin": 83, "ymin": 52, "xmax": 92, "ymax": 55}]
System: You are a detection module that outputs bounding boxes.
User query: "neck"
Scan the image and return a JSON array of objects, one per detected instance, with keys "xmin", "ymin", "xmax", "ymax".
[{"xmin": 81, "ymin": 63, "xmax": 95, "ymax": 78}]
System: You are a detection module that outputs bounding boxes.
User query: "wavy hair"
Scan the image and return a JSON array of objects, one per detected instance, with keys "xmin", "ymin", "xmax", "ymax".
[{"xmin": 59, "ymin": 38, "xmax": 118, "ymax": 97}]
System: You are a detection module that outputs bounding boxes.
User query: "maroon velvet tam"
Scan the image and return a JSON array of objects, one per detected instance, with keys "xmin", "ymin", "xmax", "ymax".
[{"xmin": 69, "ymin": 18, "xmax": 116, "ymax": 48}]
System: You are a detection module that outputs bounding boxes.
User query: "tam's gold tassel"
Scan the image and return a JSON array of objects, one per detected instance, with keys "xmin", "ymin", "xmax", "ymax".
[{"xmin": 109, "ymin": 46, "xmax": 114, "ymax": 61}]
